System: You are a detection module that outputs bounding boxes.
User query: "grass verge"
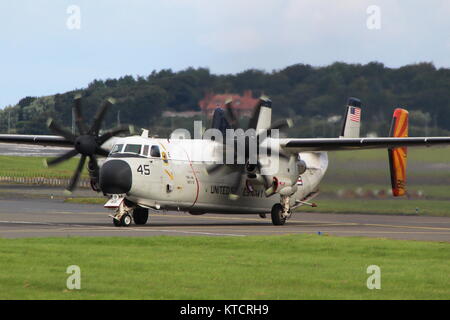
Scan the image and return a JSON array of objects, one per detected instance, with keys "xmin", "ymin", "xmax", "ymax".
[
  {"xmin": 64, "ymin": 197, "xmax": 105, "ymax": 205},
  {"xmin": 0, "ymin": 155, "xmax": 87, "ymax": 179},
  {"xmin": 298, "ymin": 199, "xmax": 450, "ymax": 217},
  {"xmin": 0, "ymin": 235, "xmax": 448, "ymax": 300}
]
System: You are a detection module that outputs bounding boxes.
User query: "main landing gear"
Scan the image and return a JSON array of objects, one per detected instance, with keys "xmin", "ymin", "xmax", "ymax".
[
  {"xmin": 271, "ymin": 195, "xmax": 292, "ymax": 226},
  {"xmin": 112, "ymin": 201, "xmax": 149, "ymax": 227}
]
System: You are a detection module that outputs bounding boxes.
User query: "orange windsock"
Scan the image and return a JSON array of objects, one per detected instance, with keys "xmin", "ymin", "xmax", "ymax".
[{"xmin": 388, "ymin": 108, "xmax": 408, "ymax": 197}]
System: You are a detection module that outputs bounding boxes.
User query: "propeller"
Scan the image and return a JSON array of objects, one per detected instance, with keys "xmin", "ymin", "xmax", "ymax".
[
  {"xmin": 45, "ymin": 95, "xmax": 132, "ymax": 193},
  {"xmin": 207, "ymin": 95, "xmax": 293, "ymax": 199}
]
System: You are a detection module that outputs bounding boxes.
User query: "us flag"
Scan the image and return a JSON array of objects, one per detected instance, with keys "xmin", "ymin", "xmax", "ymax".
[{"xmin": 349, "ymin": 107, "xmax": 361, "ymax": 122}]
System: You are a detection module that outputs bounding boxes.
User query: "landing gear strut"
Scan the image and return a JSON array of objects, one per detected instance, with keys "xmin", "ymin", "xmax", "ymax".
[{"xmin": 112, "ymin": 201, "xmax": 149, "ymax": 227}]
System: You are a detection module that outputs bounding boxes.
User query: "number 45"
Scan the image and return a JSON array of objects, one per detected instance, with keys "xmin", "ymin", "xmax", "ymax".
[{"xmin": 137, "ymin": 165, "xmax": 150, "ymax": 175}]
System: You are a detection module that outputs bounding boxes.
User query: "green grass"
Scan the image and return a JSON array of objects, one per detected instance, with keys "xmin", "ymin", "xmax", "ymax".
[
  {"xmin": 321, "ymin": 183, "xmax": 450, "ymax": 199},
  {"xmin": 0, "ymin": 235, "xmax": 448, "ymax": 300},
  {"xmin": 0, "ymin": 155, "xmax": 88, "ymax": 179},
  {"xmin": 299, "ymin": 199, "xmax": 450, "ymax": 217},
  {"xmin": 64, "ymin": 197, "xmax": 105, "ymax": 205},
  {"xmin": 328, "ymin": 146, "xmax": 450, "ymax": 163}
]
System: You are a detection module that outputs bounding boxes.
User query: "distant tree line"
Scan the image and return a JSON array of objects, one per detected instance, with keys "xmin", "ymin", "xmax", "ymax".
[{"xmin": 1, "ymin": 62, "xmax": 449, "ymax": 137}]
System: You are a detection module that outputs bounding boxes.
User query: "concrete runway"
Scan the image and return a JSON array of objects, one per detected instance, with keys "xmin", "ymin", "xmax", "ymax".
[{"xmin": 0, "ymin": 198, "xmax": 449, "ymax": 241}]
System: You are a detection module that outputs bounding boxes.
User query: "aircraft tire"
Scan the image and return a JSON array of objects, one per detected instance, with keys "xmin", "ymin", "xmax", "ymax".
[
  {"xmin": 113, "ymin": 218, "xmax": 121, "ymax": 227},
  {"xmin": 271, "ymin": 203, "xmax": 286, "ymax": 226},
  {"xmin": 133, "ymin": 207, "xmax": 149, "ymax": 225},
  {"xmin": 120, "ymin": 213, "xmax": 132, "ymax": 227}
]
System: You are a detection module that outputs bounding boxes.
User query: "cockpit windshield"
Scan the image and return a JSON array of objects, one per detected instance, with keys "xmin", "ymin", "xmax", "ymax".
[
  {"xmin": 110, "ymin": 144, "xmax": 124, "ymax": 154},
  {"xmin": 123, "ymin": 144, "xmax": 142, "ymax": 154}
]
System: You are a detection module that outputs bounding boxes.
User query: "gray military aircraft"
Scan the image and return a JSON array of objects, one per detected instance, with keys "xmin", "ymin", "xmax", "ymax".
[{"xmin": 0, "ymin": 95, "xmax": 449, "ymax": 227}]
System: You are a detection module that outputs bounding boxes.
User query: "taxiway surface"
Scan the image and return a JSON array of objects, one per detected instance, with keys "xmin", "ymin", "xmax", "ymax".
[{"xmin": 0, "ymin": 198, "xmax": 449, "ymax": 241}]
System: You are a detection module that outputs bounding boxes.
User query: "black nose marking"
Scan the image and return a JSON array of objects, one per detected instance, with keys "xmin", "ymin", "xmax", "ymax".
[{"xmin": 99, "ymin": 160, "xmax": 132, "ymax": 194}]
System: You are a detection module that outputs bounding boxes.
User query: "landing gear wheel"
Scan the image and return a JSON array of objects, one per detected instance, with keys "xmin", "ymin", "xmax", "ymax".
[
  {"xmin": 113, "ymin": 217, "xmax": 121, "ymax": 227},
  {"xmin": 120, "ymin": 213, "xmax": 132, "ymax": 227},
  {"xmin": 271, "ymin": 203, "xmax": 286, "ymax": 226},
  {"xmin": 133, "ymin": 207, "xmax": 149, "ymax": 225}
]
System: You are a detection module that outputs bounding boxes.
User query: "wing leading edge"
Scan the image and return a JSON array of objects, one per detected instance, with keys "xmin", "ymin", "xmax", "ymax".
[
  {"xmin": 280, "ymin": 137, "xmax": 450, "ymax": 153},
  {"xmin": 0, "ymin": 134, "xmax": 72, "ymax": 147}
]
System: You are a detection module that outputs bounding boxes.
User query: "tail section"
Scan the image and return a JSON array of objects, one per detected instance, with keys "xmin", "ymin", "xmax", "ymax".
[
  {"xmin": 340, "ymin": 97, "xmax": 362, "ymax": 138},
  {"xmin": 388, "ymin": 108, "xmax": 409, "ymax": 197}
]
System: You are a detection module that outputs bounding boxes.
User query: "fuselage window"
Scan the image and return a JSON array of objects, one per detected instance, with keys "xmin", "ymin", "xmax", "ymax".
[
  {"xmin": 150, "ymin": 145, "xmax": 161, "ymax": 158},
  {"xmin": 124, "ymin": 144, "xmax": 142, "ymax": 154},
  {"xmin": 143, "ymin": 145, "xmax": 149, "ymax": 157},
  {"xmin": 110, "ymin": 144, "xmax": 124, "ymax": 154}
]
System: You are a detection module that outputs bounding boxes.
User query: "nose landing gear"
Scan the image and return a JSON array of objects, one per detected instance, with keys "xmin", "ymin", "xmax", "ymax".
[
  {"xmin": 113, "ymin": 213, "xmax": 132, "ymax": 227},
  {"xmin": 111, "ymin": 200, "xmax": 149, "ymax": 227}
]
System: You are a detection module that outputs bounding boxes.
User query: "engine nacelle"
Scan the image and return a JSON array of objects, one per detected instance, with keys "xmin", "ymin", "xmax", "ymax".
[
  {"xmin": 246, "ymin": 173, "xmax": 267, "ymax": 185},
  {"xmin": 245, "ymin": 161, "xmax": 258, "ymax": 174},
  {"xmin": 265, "ymin": 176, "xmax": 298, "ymax": 197},
  {"xmin": 297, "ymin": 160, "xmax": 307, "ymax": 175}
]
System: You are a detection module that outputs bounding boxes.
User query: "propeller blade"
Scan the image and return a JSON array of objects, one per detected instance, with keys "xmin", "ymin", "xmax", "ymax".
[
  {"xmin": 270, "ymin": 118, "xmax": 294, "ymax": 131},
  {"xmin": 256, "ymin": 160, "xmax": 271, "ymax": 189},
  {"xmin": 88, "ymin": 155, "xmax": 99, "ymax": 173},
  {"xmin": 89, "ymin": 98, "xmax": 115, "ymax": 135},
  {"xmin": 44, "ymin": 149, "xmax": 79, "ymax": 167},
  {"xmin": 224, "ymin": 98, "xmax": 239, "ymax": 130},
  {"xmin": 47, "ymin": 119, "xmax": 76, "ymax": 143},
  {"xmin": 95, "ymin": 146, "xmax": 110, "ymax": 157},
  {"xmin": 66, "ymin": 155, "xmax": 87, "ymax": 193},
  {"xmin": 73, "ymin": 94, "xmax": 87, "ymax": 135},
  {"xmin": 247, "ymin": 95, "xmax": 271, "ymax": 130},
  {"xmin": 260, "ymin": 145, "xmax": 290, "ymax": 160},
  {"xmin": 229, "ymin": 167, "xmax": 245, "ymax": 200},
  {"xmin": 97, "ymin": 125, "xmax": 133, "ymax": 145},
  {"xmin": 206, "ymin": 163, "xmax": 224, "ymax": 175}
]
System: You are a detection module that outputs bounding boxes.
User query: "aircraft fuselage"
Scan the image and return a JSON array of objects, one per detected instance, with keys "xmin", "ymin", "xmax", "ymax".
[{"xmin": 101, "ymin": 136, "xmax": 328, "ymax": 214}]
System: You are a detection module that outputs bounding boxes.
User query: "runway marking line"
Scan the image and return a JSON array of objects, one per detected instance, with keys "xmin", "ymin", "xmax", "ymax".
[
  {"xmin": 0, "ymin": 227, "xmax": 246, "ymax": 237},
  {"xmin": 1, "ymin": 212, "xmax": 449, "ymax": 240},
  {"xmin": 149, "ymin": 214, "xmax": 450, "ymax": 232},
  {"xmin": 2, "ymin": 214, "xmax": 450, "ymax": 233},
  {"xmin": 1, "ymin": 228, "xmax": 450, "ymax": 239},
  {"xmin": 2, "ymin": 214, "xmax": 450, "ymax": 234}
]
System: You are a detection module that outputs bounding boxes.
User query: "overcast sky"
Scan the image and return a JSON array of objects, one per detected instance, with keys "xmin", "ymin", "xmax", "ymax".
[{"xmin": 1, "ymin": 0, "xmax": 449, "ymax": 108}]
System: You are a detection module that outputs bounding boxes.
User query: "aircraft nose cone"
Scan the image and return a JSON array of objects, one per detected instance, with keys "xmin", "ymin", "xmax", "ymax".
[{"xmin": 99, "ymin": 160, "xmax": 132, "ymax": 194}]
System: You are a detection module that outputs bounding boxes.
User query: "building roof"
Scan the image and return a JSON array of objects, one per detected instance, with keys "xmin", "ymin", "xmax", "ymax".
[{"xmin": 199, "ymin": 90, "xmax": 258, "ymax": 113}]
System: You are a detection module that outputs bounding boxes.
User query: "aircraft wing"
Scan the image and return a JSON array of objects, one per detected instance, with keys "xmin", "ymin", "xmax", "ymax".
[
  {"xmin": 279, "ymin": 137, "xmax": 450, "ymax": 153},
  {"xmin": 0, "ymin": 134, "xmax": 72, "ymax": 147}
]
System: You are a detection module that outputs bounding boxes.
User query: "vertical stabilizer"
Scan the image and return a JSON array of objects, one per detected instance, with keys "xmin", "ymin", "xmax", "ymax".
[
  {"xmin": 388, "ymin": 108, "xmax": 409, "ymax": 197},
  {"xmin": 340, "ymin": 97, "xmax": 362, "ymax": 138}
]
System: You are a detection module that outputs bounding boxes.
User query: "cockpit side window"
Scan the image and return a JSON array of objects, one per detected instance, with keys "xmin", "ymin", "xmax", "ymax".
[
  {"xmin": 143, "ymin": 145, "xmax": 149, "ymax": 157},
  {"xmin": 124, "ymin": 144, "xmax": 142, "ymax": 154},
  {"xmin": 110, "ymin": 144, "xmax": 124, "ymax": 154},
  {"xmin": 150, "ymin": 145, "xmax": 161, "ymax": 158}
]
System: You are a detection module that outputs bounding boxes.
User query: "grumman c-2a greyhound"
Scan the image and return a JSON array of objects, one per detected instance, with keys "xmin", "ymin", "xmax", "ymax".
[{"xmin": 0, "ymin": 95, "xmax": 449, "ymax": 227}]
